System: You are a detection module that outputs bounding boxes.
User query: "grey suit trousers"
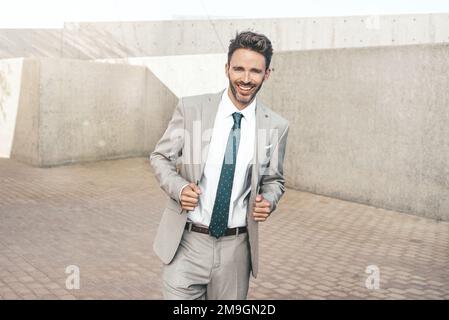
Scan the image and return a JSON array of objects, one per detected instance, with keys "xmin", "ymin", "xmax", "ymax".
[{"xmin": 162, "ymin": 228, "xmax": 251, "ymax": 300}]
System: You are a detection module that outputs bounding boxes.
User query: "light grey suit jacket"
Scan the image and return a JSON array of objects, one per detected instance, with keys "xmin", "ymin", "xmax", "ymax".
[{"xmin": 150, "ymin": 90, "xmax": 289, "ymax": 278}]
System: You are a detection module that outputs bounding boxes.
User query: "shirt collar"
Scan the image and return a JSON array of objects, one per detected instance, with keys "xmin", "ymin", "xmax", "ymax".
[{"xmin": 219, "ymin": 87, "xmax": 256, "ymax": 122}]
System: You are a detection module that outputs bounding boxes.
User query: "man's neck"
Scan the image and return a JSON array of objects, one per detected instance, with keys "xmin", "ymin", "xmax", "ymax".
[{"xmin": 227, "ymin": 88, "xmax": 254, "ymax": 111}]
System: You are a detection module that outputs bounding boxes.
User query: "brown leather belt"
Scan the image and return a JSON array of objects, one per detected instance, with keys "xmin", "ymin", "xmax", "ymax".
[{"xmin": 185, "ymin": 222, "xmax": 247, "ymax": 236}]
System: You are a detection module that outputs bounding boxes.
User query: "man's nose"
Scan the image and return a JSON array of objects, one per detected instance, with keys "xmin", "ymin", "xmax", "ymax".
[{"xmin": 243, "ymin": 72, "xmax": 250, "ymax": 83}]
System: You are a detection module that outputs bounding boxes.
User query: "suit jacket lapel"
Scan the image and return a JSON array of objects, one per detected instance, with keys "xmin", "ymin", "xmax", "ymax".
[
  {"xmin": 251, "ymin": 100, "xmax": 271, "ymax": 198},
  {"xmin": 246, "ymin": 99, "xmax": 271, "ymax": 243},
  {"xmin": 199, "ymin": 90, "xmax": 223, "ymax": 180}
]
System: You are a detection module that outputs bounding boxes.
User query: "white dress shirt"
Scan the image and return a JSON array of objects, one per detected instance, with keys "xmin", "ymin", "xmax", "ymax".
[{"xmin": 185, "ymin": 88, "xmax": 256, "ymax": 228}]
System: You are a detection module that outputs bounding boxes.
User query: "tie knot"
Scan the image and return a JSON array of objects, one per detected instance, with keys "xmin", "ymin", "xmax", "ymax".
[{"xmin": 232, "ymin": 112, "xmax": 243, "ymax": 129}]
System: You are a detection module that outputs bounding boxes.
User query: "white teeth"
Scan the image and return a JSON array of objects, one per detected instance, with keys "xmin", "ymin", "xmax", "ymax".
[{"xmin": 239, "ymin": 85, "xmax": 252, "ymax": 91}]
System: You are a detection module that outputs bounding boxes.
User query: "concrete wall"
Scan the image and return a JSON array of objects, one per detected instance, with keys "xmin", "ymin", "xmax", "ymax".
[
  {"xmin": 259, "ymin": 43, "xmax": 449, "ymax": 221},
  {"xmin": 0, "ymin": 29, "xmax": 63, "ymax": 58},
  {"xmin": 63, "ymin": 13, "xmax": 449, "ymax": 59},
  {"xmin": 97, "ymin": 54, "xmax": 228, "ymax": 98},
  {"xmin": 0, "ymin": 58, "xmax": 24, "ymax": 158},
  {"xmin": 10, "ymin": 58, "xmax": 41, "ymax": 165},
  {"xmin": 2, "ymin": 13, "xmax": 449, "ymax": 59},
  {"xmin": 4, "ymin": 58, "xmax": 177, "ymax": 166}
]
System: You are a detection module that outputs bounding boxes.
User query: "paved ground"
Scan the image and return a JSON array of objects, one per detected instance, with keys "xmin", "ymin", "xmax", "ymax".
[{"xmin": 0, "ymin": 157, "xmax": 448, "ymax": 300}]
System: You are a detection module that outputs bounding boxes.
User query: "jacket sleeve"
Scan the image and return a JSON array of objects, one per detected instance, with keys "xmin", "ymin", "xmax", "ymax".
[
  {"xmin": 259, "ymin": 123, "xmax": 289, "ymax": 213},
  {"xmin": 149, "ymin": 99, "xmax": 190, "ymax": 204}
]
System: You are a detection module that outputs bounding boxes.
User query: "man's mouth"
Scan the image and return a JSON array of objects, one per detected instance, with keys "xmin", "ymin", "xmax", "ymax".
[{"xmin": 237, "ymin": 84, "xmax": 254, "ymax": 94}]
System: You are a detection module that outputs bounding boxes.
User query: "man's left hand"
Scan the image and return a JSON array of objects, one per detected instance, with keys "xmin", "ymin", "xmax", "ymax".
[{"xmin": 252, "ymin": 194, "xmax": 272, "ymax": 222}]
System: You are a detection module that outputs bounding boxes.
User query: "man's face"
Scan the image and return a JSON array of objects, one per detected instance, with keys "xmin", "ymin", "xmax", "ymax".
[{"xmin": 225, "ymin": 48, "xmax": 271, "ymax": 109}]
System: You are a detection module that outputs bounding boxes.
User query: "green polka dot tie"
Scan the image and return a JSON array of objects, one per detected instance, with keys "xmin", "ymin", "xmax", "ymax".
[{"xmin": 209, "ymin": 112, "xmax": 243, "ymax": 238}]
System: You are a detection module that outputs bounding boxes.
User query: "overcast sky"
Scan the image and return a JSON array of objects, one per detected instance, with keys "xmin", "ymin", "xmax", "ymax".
[{"xmin": 1, "ymin": 0, "xmax": 449, "ymax": 28}]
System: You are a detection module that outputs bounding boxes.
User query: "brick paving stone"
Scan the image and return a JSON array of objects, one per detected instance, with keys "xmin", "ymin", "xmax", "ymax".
[
  {"xmin": 260, "ymin": 282, "xmax": 278, "ymax": 289},
  {"xmin": 427, "ymin": 280, "xmax": 444, "ymax": 287},
  {"xmin": 274, "ymin": 288, "xmax": 291, "ymax": 295},
  {"xmin": 32, "ymin": 287, "xmax": 51, "ymax": 296},
  {"xmin": 329, "ymin": 291, "xmax": 349, "ymax": 298},
  {"xmin": 44, "ymin": 283, "xmax": 62, "ymax": 290},
  {"xmin": 425, "ymin": 295, "xmax": 444, "ymax": 300},
  {"xmin": 307, "ymin": 295, "xmax": 326, "ymax": 300},
  {"xmin": 297, "ymin": 284, "xmax": 314, "ymax": 291},
  {"xmin": 40, "ymin": 294, "xmax": 58, "ymax": 300},
  {"xmin": 1, "ymin": 157, "xmax": 448, "ymax": 300},
  {"xmin": 18, "ymin": 276, "xmax": 34, "ymax": 283},
  {"xmin": 279, "ymin": 283, "xmax": 296, "ymax": 290},
  {"xmin": 316, "ymin": 285, "xmax": 332, "ymax": 291},
  {"xmin": 386, "ymin": 293, "xmax": 407, "ymax": 299},
  {"xmin": 387, "ymin": 288, "xmax": 407, "ymax": 295},
  {"xmin": 423, "ymin": 289, "xmax": 444, "ymax": 296},
  {"xmin": 405, "ymin": 288, "xmax": 426, "ymax": 295},
  {"xmin": 2, "ymin": 292, "xmax": 19, "ymax": 299}
]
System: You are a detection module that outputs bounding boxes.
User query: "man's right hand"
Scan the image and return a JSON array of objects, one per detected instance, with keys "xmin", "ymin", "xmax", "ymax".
[{"xmin": 180, "ymin": 182, "xmax": 202, "ymax": 211}]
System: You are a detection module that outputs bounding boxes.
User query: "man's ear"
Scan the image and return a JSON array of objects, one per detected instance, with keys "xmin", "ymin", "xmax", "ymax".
[
  {"xmin": 225, "ymin": 63, "xmax": 229, "ymax": 77},
  {"xmin": 264, "ymin": 68, "xmax": 271, "ymax": 80}
]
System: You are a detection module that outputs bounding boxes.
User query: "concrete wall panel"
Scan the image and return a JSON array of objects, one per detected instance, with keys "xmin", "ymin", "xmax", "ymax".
[
  {"xmin": 0, "ymin": 58, "xmax": 24, "ymax": 157},
  {"xmin": 37, "ymin": 58, "xmax": 177, "ymax": 166},
  {"xmin": 38, "ymin": 59, "xmax": 146, "ymax": 165},
  {"xmin": 143, "ymin": 68, "xmax": 179, "ymax": 152},
  {"xmin": 10, "ymin": 58, "xmax": 41, "ymax": 165}
]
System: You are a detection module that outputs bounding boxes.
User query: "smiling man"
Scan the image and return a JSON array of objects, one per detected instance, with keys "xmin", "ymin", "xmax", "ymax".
[{"xmin": 150, "ymin": 31, "xmax": 289, "ymax": 300}]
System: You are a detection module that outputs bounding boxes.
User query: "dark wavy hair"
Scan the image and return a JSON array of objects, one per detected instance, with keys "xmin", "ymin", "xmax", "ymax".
[{"xmin": 227, "ymin": 31, "xmax": 273, "ymax": 70}]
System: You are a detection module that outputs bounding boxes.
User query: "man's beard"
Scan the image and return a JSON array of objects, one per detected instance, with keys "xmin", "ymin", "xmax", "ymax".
[{"xmin": 228, "ymin": 79, "xmax": 264, "ymax": 107}]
